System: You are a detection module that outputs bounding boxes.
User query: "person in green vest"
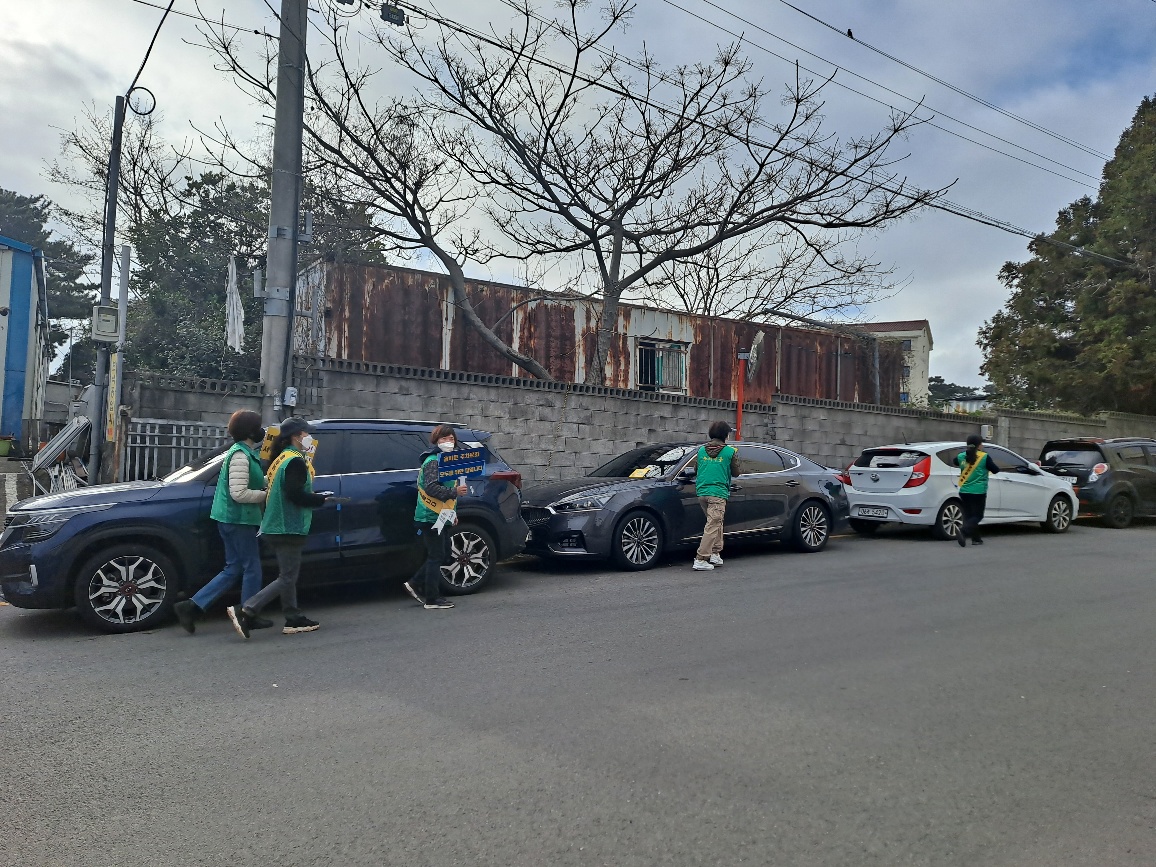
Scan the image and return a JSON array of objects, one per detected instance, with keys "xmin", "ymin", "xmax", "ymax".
[
  {"xmin": 403, "ymin": 424, "xmax": 468, "ymax": 610},
  {"xmin": 955, "ymin": 433, "xmax": 1001, "ymax": 547},
  {"xmin": 228, "ymin": 417, "xmax": 331, "ymax": 638},
  {"xmin": 692, "ymin": 421, "xmax": 742, "ymax": 571},
  {"xmin": 173, "ymin": 410, "xmax": 273, "ymax": 635}
]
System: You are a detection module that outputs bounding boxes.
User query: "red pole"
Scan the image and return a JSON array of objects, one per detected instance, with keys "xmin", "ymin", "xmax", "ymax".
[{"xmin": 736, "ymin": 357, "xmax": 746, "ymax": 441}]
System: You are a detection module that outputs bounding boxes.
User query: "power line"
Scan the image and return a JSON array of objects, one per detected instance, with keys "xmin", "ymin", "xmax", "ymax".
[
  {"xmin": 657, "ymin": 0, "xmax": 1101, "ymax": 186},
  {"xmin": 126, "ymin": 0, "xmax": 273, "ymax": 37},
  {"xmin": 127, "ymin": 0, "xmax": 175, "ymax": 95},
  {"xmin": 772, "ymin": 0, "xmax": 1110, "ymax": 162}
]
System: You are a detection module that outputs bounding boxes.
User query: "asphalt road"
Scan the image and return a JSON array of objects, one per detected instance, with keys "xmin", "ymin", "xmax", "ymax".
[{"xmin": 3, "ymin": 520, "xmax": 1156, "ymax": 867}]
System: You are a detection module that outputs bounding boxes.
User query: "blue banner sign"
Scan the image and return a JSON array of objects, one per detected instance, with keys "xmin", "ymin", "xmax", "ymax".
[{"xmin": 438, "ymin": 448, "xmax": 486, "ymax": 480}]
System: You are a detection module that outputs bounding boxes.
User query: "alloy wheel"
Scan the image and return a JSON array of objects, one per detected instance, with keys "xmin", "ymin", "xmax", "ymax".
[
  {"xmin": 1049, "ymin": 497, "xmax": 1072, "ymax": 532},
  {"xmin": 620, "ymin": 516, "xmax": 660, "ymax": 566},
  {"xmin": 442, "ymin": 529, "xmax": 492, "ymax": 590},
  {"xmin": 941, "ymin": 502, "xmax": 964, "ymax": 538},
  {"xmin": 86, "ymin": 555, "xmax": 169, "ymax": 627},
  {"xmin": 798, "ymin": 504, "xmax": 829, "ymax": 549}
]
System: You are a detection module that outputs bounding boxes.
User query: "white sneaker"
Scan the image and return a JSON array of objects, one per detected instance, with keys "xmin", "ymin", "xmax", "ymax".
[
  {"xmin": 692, "ymin": 559, "xmax": 715, "ymax": 571},
  {"xmin": 709, "ymin": 554, "xmax": 724, "ymax": 567}
]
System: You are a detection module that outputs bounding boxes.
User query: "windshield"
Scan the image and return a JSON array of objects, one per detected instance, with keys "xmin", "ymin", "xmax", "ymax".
[
  {"xmin": 854, "ymin": 449, "xmax": 929, "ymax": 469},
  {"xmin": 1041, "ymin": 446, "xmax": 1103, "ymax": 467},
  {"xmin": 162, "ymin": 445, "xmax": 230, "ymax": 484},
  {"xmin": 589, "ymin": 444, "xmax": 695, "ymax": 479}
]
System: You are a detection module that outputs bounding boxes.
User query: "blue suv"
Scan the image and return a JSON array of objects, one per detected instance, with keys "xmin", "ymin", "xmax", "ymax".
[{"xmin": 0, "ymin": 419, "xmax": 529, "ymax": 632}]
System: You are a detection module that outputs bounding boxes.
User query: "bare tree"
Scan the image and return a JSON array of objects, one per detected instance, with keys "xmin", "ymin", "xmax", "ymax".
[
  {"xmin": 384, "ymin": 0, "xmax": 948, "ymax": 384},
  {"xmin": 197, "ymin": 10, "xmax": 554, "ymax": 380},
  {"xmin": 636, "ymin": 227, "xmax": 901, "ymax": 321}
]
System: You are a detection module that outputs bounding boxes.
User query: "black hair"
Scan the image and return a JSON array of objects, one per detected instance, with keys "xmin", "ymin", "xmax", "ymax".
[
  {"xmin": 227, "ymin": 409, "xmax": 263, "ymax": 443},
  {"xmin": 965, "ymin": 433, "xmax": 982, "ymax": 463},
  {"xmin": 708, "ymin": 420, "xmax": 732, "ymax": 441}
]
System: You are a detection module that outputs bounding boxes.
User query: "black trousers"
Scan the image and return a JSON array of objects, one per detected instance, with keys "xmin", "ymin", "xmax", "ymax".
[
  {"xmin": 959, "ymin": 492, "xmax": 987, "ymax": 540},
  {"xmin": 413, "ymin": 522, "xmax": 450, "ymax": 602}
]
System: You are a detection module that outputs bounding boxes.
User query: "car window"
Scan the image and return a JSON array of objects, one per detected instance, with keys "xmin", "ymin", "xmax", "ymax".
[
  {"xmin": 1117, "ymin": 445, "xmax": 1146, "ymax": 466},
  {"xmin": 856, "ymin": 449, "xmax": 928, "ymax": 469},
  {"xmin": 1040, "ymin": 445, "xmax": 1105, "ymax": 467},
  {"xmin": 1145, "ymin": 446, "xmax": 1156, "ymax": 467},
  {"xmin": 736, "ymin": 445, "xmax": 786, "ymax": 474},
  {"xmin": 347, "ymin": 431, "xmax": 427, "ymax": 473},
  {"xmin": 589, "ymin": 444, "xmax": 695, "ymax": 478},
  {"xmin": 985, "ymin": 446, "xmax": 1027, "ymax": 472},
  {"xmin": 773, "ymin": 449, "xmax": 801, "ymax": 470},
  {"xmin": 935, "ymin": 447, "xmax": 965, "ymax": 468}
]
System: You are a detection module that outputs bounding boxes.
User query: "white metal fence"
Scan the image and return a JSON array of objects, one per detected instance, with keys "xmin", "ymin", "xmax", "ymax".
[{"xmin": 122, "ymin": 418, "xmax": 229, "ymax": 481}]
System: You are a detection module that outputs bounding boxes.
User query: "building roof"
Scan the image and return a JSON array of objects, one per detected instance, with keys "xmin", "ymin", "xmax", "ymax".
[
  {"xmin": 0, "ymin": 234, "xmax": 37, "ymax": 255},
  {"xmin": 859, "ymin": 319, "xmax": 933, "ymax": 349}
]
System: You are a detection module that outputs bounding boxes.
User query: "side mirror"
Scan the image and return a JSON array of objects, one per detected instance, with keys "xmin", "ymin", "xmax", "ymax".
[{"xmin": 678, "ymin": 467, "xmax": 696, "ymax": 482}]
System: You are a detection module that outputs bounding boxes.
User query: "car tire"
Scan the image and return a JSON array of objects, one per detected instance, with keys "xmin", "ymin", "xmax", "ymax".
[
  {"xmin": 932, "ymin": 499, "xmax": 964, "ymax": 541},
  {"xmin": 1043, "ymin": 495, "xmax": 1074, "ymax": 533},
  {"xmin": 848, "ymin": 518, "xmax": 881, "ymax": 536},
  {"xmin": 792, "ymin": 501, "xmax": 831, "ymax": 553},
  {"xmin": 1102, "ymin": 493, "xmax": 1134, "ymax": 529},
  {"xmin": 440, "ymin": 523, "xmax": 496, "ymax": 595},
  {"xmin": 73, "ymin": 544, "xmax": 179, "ymax": 634},
  {"xmin": 611, "ymin": 510, "xmax": 664, "ymax": 571}
]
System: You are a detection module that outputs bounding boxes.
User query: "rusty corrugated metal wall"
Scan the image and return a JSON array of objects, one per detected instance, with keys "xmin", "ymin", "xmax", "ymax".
[{"xmin": 305, "ymin": 263, "xmax": 904, "ymax": 405}]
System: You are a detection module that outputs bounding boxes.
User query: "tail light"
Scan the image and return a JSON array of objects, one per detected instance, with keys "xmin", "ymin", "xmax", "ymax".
[
  {"xmin": 902, "ymin": 456, "xmax": 932, "ymax": 488},
  {"xmin": 1088, "ymin": 462, "xmax": 1109, "ymax": 482},
  {"xmin": 835, "ymin": 464, "xmax": 853, "ymax": 486},
  {"xmin": 491, "ymin": 470, "xmax": 522, "ymax": 489}
]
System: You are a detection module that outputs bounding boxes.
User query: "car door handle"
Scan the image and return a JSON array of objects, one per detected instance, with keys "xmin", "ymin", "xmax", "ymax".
[
  {"xmin": 729, "ymin": 484, "xmax": 742, "ymax": 491},
  {"xmin": 785, "ymin": 479, "xmax": 800, "ymax": 487}
]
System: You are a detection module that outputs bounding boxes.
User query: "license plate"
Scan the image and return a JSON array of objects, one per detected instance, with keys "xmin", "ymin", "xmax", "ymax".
[{"xmin": 857, "ymin": 507, "xmax": 888, "ymax": 518}]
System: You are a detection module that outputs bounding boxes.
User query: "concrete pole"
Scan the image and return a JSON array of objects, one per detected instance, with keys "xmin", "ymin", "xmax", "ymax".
[
  {"xmin": 259, "ymin": 0, "xmax": 308, "ymax": 419},
  {"xmin": 88, "ymin": 95, "xmax": 126, "ymax": 479}
]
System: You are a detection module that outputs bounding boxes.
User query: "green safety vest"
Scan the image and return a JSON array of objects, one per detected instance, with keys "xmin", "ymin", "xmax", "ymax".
[
  {"xmin": 695, "ymin": 444, "xmax": 736, "ymax": 500},
  {"xmin": 414, "ymin": 454, "xmax": 456, "ymax": 524},
  {"xmin": 210, "ymin": 442, "xmax": 265, "ymax": 526},
  {"xmin": 957, "ymin": 450, "xmax": 991, "ymax": 494},
  {"xmin": 260, "ymin": 447, "xmax": 315, "ymax": 536}
]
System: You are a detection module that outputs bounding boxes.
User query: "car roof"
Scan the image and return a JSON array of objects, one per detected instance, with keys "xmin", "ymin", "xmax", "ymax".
[
  {"xmin": 862, "ymin": 441, "xmax": 968, "ymax": 452},
  {"xmin": 312, "ymin": 418, "xmax": 469, "ymax": 428}
]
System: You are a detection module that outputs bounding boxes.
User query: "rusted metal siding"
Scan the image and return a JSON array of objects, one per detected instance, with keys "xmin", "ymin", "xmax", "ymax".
[{"xmin": 312, "ymin": 263, "xmax": 905, "ymax": 405}]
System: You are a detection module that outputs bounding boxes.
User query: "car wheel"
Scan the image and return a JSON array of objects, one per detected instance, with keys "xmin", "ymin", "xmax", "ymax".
[
  {"xmin": 1043, "ymin": 495, "xmax": 1073, "ymax": 533},
  {"xmin": 932, "ymin": 499, "xmax": 964, "ymax": 541},
  {"xmin": 1102, "ymin": 493, "xmax": 1134, "ymax": 529},
  {"xmin": 611, "ymin": 510, "xmax": 664, "ymax": 571},
  {"xmin": 848, "ymin": 518, "xmax": 881, "ymax": 536},
  {"xmin": 792, "ymin": 501, "xmax": 831, "ymax": 553},
  {"xmin": 73, "ymin": 544, "xmax": 178, "ymax": 633},
  {"xmin": 440, "ymin": 524, "xmax": 495, "ymax": 595}
]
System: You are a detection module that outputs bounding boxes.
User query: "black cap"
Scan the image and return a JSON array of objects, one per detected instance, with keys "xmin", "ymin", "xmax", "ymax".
[{"xmin": 278, "ymin": 416, "xmax": 312, "ymax": 439}]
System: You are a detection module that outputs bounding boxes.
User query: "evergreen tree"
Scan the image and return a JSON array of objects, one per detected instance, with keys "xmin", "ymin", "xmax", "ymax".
[{"xmin": 980, "ymin": 96, "xmax": 1156, "ymax": 414}]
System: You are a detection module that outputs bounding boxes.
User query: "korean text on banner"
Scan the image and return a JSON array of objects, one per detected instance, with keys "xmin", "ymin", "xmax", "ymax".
[{"xmin": 438, "ymin": 448, "xmax": 486, "ymax": 480}]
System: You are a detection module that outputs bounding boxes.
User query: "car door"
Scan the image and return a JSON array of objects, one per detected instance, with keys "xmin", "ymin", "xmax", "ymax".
[
  {"xmin": 1127, "ymin": 446, "xmax": 1156, "ymax": 513},
  {"xmin": 300, "ymin": 433, "xmax": 344, "ymax": 569},
  {"xmin": 726, "ymin": 445, "xmax": 793, "ymax": 534},
  {"xmin": 986, "ymin": 446, "xmax": 1048, "ymax": 519},
  {"xmin": 338, "ymin": 430, "xmax": 429, "ymax": 567}
]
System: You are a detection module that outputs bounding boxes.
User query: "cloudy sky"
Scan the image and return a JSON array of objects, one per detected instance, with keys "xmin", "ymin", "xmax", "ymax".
[{"xmin": 3, "ymin": 0, "xmax": 1156, "ymax": 387}]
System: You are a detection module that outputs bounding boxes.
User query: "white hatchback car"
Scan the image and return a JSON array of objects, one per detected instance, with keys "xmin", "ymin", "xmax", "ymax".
[{"xmin": 841, "ymin": 441, "xmax": 1078, "ymax": 540}]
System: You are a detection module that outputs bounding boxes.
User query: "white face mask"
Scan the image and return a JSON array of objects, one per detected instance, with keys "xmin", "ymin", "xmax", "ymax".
[
  {"xmin": 437, "ymin": 440, "xmax": 456, "ymax": 453},
  {"xmin": 300, "ymin": 434, "xmax": 316, "ymax": 454}
]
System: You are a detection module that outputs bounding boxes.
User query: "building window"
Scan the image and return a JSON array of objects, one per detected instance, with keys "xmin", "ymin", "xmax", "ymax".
[
  {"xmin": 637, "ymin": 340, "xmax": 687, "ymax": 393},
  {"xmin": 902, "ymin": 365, "xmax": 910, "ymax": 379},
  {"xmin": 901, "ymin": 339, "xmax": 913, "ymax": 352},
  {"xmin": 900, "ymin": 392, "xmax": 910, "ymax": 404}
]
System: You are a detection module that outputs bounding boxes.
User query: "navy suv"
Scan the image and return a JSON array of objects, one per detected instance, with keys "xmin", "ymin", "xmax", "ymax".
[{"xmin": 0, "ymin": 419, "xmax": 528, "ymax": 632}]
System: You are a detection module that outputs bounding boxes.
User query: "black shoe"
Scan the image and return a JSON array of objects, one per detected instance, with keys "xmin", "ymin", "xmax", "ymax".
[
  {"xmin": 424, "ymin": 598, "xmax": 455, "ymax": 610},
  {"xmin": 283, "ymin": 615, "xmax": 320, "ymax": 634},
  {"xmin": 251, "ymin": 616, "xmax": 275, "ymax": 630},
  {"xmin": 226, "ymin": 605, "xmax": 252, "ymax": 640},
  {"xmin": 403, "ymin": 581, "xmax": 425, "ymax": 605},
  {"xmin": 956, "ymin": 532, "xmax": 967, "ymax": 548},
  {"xmin": 972, "ymin": 538, "xmax": 984, "ymax": 546},
  {"xmin": 173, "ymin": 599, "xmax": 198, "ymax": 635}
]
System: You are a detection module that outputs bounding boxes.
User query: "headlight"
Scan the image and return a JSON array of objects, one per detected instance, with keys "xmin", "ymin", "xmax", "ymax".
[
  {"xmin": 5, "ymin": 503, "xmax": 115, "ymax": 542},
  {"xmin": 551, "ymin": 491, "xmax": 616, "ymax": 512}
]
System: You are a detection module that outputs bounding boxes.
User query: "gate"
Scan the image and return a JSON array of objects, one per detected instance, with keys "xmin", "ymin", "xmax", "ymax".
[{"xmin": 122, "ymin": 419, "xmax": 229, "ymax": 481}]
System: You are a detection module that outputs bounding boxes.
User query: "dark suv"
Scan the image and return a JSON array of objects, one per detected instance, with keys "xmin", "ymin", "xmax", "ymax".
[
  {"xmin": 1038, "ymin": 437, "xmax": 1156, "ymax": 528},
  {"xmin": 0, "ymin": 419, "xmax": 528, "ymax": 632}
]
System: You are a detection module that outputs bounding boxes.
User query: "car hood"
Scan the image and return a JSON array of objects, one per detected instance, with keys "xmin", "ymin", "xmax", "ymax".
[
  {"xmin": 521, "ymin": 477, "xmax": 657, "ymax": 507},
  {"xmin": 11, "ymin": 480, "xmax": 165, "ymax": 512}
]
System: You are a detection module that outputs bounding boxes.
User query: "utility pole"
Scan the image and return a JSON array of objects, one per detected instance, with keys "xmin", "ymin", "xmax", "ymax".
[
  {"xmin": 260, "ymin": 0, "xmax": 308, "ymax": 418},
  {"xmin": 87, "ymin": 95, "xmax": 126, "ymax": 479}
]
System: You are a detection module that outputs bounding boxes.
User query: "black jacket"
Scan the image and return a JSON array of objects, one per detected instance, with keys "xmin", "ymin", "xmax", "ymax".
[{"xmin": 282, "ymin": 456, "xmax": 329, "ymax": 508}]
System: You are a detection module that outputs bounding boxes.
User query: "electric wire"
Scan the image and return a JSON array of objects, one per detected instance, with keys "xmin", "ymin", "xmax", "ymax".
[
  {"xmin": 771, "ymin": 0, "xmax": 1112, "ymax": 162},
  {"xmin": 126, "ymin": 0, "xmax": 273, "ymax": 36},
  {"xmin": 126, "ymin": 1, "xmax": 176, "ymax": 95}
]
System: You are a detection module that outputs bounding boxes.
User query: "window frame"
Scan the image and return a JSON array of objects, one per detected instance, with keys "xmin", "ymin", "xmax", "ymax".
[
  {"xmin": 636, "ymin": 339, "xmax": 689, "ymax": 395},
  {"xmin": 344, "ymin": 430, "xmax": 429, "ymax": 476}
]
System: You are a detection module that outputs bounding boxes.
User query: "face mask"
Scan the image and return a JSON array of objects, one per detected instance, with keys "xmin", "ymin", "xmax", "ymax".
[
  {"xmin": 300, "ymin": 434, "xmax": 316, "ymax": 454},
  {"xmin": 438, "ymin": 440, "xmax": 455, "ymax": 453}
]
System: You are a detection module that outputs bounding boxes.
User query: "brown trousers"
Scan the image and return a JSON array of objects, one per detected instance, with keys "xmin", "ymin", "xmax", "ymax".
[{"xmin": 696, "ymin": 496, "xmax": 727, "ymax": 560}]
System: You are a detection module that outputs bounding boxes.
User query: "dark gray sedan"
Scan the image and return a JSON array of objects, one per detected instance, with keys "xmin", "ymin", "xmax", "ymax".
[{"xmin": 521, "ymin": 442, "xmax": 850, "ymax": 570}]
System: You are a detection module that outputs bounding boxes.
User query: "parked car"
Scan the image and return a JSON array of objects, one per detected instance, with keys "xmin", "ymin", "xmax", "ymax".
[
  {"xmin": 0, "ymin": 419, "xmax": 529, "ymax": 633},
  {"xmin": 843, "ymin": 441, "xmax": 1078, "ymax": 540},
  {"xmin": 1037, "ymin": 437, "xmax": 1156, "ymax": 528},
  {"xmin": 521, "ymin": 441, "xmax": 850, "ymax": 570}
]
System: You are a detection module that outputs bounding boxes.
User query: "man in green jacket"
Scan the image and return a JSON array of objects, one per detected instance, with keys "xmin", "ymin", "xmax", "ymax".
[{"xmin": 692, "ymin": 421, "xmax": 741, "ymax": 572}]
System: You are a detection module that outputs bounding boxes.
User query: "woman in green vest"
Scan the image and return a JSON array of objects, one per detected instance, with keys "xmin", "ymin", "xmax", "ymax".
[
  {"xmin": 692, "ymin": 420, "xmax": 741, "ymax": 571},
  {"xmin": 956, "ymin": 434, "xmax": 1001, "ymax": 547},
  {"xmin": 173, "ymin": 410, "xmax": 271, "ymax": 635},
  {"xmin": 403, "ymin": 424, "xmax": 468, "ymax": 610},
  {"xmin": 228, "ymin": 417, "xmax": 331, "ymax": 638}
]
